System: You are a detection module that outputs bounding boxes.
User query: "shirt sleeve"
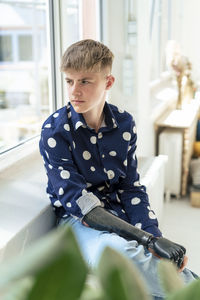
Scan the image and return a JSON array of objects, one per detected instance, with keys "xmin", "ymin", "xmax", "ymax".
[
  {"xmin": 118, "ymin": 118, "xmax": 162, "ymax": 237},
  {"xmin": 39, "ymin": 127, "xmax": 101, "ymax": 219}
]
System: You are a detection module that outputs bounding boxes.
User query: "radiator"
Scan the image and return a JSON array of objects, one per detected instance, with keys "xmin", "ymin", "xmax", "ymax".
[{"xmin": 158, "ymin": 129, "xmax": 183, "ymax": 197}]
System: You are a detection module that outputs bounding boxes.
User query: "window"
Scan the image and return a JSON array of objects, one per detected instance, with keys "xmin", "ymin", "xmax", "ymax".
[
  {"xmin": 18, "ymin": 35, "xmax": 33, "ymax": 61},
  {"xmin": 149, "ymin": 0, "xmax": 171, "ymax": 81},
  {"xmin": 0, "ymin": 35, "xmax": 12, "ymax": 62},
  {"xmin": 0, "ymin": 0, "xmax": 101, "ymax": 156},
  {"xmin": 0, "ymin": 0, "xmax": 50, "ymax": 153}
]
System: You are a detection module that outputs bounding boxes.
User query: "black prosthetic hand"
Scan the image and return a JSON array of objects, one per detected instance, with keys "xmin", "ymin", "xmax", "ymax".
[
  {"xmin": 147, "ymin": 237, "xmax": 186, "ymax": 268},
  {"xmin": 83, "ymin": 206, "xmax": 186, "ymax": 268}
]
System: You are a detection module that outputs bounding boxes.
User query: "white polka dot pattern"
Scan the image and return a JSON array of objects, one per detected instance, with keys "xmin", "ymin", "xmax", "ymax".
[
  {"xmin": 59, "ymin": 187, "xmax": 64, "ymax": 195},
  {"xmin": 123, "ymin": 132, "xmax": 131, "ymax": 141},
  {"xmin": 44, "ymin": 123, "xmax": 51, "ymax": 128},
  {"xmin": 109, "ymin": 151, "xmax": 117, "ymax": 156},
  {"xmin": 54, "ymin": 200, "xmax": 62, "ymax": 207},
  {"xmin": 64, "ymin": 124, "xmax": 70, "ymax": 131},
  {"xmin": 60, "ymin": 170, "xmax": 70, "ymax": 179},
  {"xmin": 83, "ymin": 151, "xmax": 91, "ymax": 160},
  {"xmin": 149, "ymin": 211, "xmax": 156, "ymax": 219},
  {"xmin": 53, "ymin": 112, "xmax": 59, "ymax": 118},
  {"xmin": 61, "ymin": 158, "xmax": 68, "ymax": 161},
  {"xmin": 135, "ymin": 223, "xmax": 142, "ymax": 229},
  {"xmin": 131, "ymin": 197, "xmax": 141, "ymax": 205},
  {"xmin": 48, "ymin": 137, "xmax": 56, "ymax": 148},
  {"xmin": 123, "ymin": 159, "xmax": 127, "ymax": 166},
  {"xmin": 90, "ymin": 136, "xmax": 97, "ymax": 144},
  {"xmin": 107, "ymin": 170, "xmax": 115, "ymax": 179},
  {"xmin": 75, "ymin": 121, "xmax": 83, "ymax": 129}
]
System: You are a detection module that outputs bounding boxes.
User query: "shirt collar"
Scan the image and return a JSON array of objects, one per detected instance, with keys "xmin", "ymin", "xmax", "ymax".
[
  {"xmin": 68, "ymin": 101, "xmax": 119, "ymax": 131},
  {"xmin": 104, "ymin": 102, "xmax": 119, "ymax": 130},
  {"xmin": 69, "ymin": 103, "xmax": 87, "ymax": 131}
]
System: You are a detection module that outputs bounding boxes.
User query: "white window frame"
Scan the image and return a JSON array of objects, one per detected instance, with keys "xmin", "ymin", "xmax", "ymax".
[
  {"xmin": 0, "ymin": 0, "xmax": 101, "ymax": 170},
  {"xmin": 0, "ymin": 0, "xmax": 63, "ymax": 170},
  {"xmin": 0, "ymin": 30, "xmax": 36, "ymax": 64}
]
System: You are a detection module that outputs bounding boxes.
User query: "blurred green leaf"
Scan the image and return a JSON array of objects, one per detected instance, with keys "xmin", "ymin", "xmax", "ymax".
[
  {"xmin": 166, "ymin": 278, "xmax": 200, "ymax": 300},
  {"xmin": 0, "ymin": 278, "xmax": 34, "ymax": 300},
  {"xmin": 79, "ymin": 273, "xmax": 104, "ymax": 300},
  {"xmin": 97, "ymin": 246, "xmax": 152, "ymax": 300},
  {"xmin": 0, "ymin": 226, "xmax": 88, "ymax": 300},
  {"xmin": 158, "ymin": 260, "xmax": 184, "ymax": 295}
]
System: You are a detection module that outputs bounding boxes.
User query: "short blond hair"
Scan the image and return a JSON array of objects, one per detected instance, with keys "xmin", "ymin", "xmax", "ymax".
[{"xmin": 60, "ymin": 39, "xmax": 114, "ymax": 72}]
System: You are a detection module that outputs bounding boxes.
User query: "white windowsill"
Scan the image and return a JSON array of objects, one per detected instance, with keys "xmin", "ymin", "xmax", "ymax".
[
  {"xmin": 0, "ymin": 149, "xmax": 56, "ymax": 262},
  {"xmin": 149, "ymin": 72, "xmax": 177, "ymax": 121},
  {"xmin": 0, "ymin": 150, "xmax": 166, "ymax": 263},
  {"xmin": 0, "ymin": 136, "xmax": 41, "ymax": 173}
]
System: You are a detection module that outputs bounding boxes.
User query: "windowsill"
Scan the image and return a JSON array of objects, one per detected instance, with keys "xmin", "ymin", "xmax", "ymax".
[
  {"xmin": 0, "ymin": 136, "xmax": 40, "ymax": 173},
  {"xmin": 149, "ymin": 72, "xmax": 177, "ymax": 121},
  {"xmin": 0, "ymin": 150, "xmax": 56, "ymax": 262},
  {"xmin": 0, "ymin": 151, "xmax": 167, "ymax": 262}
]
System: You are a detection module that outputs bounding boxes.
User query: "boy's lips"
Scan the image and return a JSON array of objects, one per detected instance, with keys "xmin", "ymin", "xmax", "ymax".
[{"xmin": 71, "ymin": 100, "xmax": 85, "ymax": 103}]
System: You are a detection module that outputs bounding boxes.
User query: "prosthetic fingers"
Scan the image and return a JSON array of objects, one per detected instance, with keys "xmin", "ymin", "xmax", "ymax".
[{"xmin": 82, "ymin": 206, "xmax": 186, "ymax": 269}]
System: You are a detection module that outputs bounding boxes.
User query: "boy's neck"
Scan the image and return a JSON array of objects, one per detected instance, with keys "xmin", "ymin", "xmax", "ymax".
[{"xmin": 83, "ymin": 105, "xmax": 105, "ymax": 133}]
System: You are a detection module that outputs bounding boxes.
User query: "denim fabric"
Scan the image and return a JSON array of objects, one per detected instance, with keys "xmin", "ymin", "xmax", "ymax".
[{"xmin": 58, "ymin": 216, "xmax": 196, "ymax": 299}]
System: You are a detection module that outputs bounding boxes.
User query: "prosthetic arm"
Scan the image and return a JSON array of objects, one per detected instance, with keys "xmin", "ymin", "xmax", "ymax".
[{"xmin": 82, "ymin": 206, "xmax": 185, "ymax": 268}]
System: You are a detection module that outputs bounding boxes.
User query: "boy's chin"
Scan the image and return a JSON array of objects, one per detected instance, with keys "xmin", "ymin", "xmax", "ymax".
[{"xmin": 71, "ymin": 104, "xmax": 86, "ymax": 114}]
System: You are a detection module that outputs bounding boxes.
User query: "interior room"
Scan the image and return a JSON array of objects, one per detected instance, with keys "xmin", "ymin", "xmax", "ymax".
[{"xmin": 0, "ymin": 0, "xmax": 200, "ymax": 298}]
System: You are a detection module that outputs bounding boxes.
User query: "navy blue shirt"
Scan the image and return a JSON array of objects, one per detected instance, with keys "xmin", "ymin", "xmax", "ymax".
[{"xmin": 39, "ymin": 102, "xmax": 162, "ymax": 237}]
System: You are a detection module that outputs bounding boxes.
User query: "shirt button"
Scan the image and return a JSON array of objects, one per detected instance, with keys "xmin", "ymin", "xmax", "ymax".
[{"xmin": 98, "ymin": 132, "xmax": 103, "ymax": 139}]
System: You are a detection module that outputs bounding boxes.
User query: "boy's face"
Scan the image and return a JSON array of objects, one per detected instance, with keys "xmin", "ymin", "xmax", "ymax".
[{"xmin": 64, "ymin": 68, "xmax": 114, "ymax": 115}]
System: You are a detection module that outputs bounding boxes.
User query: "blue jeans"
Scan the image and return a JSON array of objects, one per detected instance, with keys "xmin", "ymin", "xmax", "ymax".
[{"xmin": 58, "ymin": 216, "xmax": 196, "ymax": 299}]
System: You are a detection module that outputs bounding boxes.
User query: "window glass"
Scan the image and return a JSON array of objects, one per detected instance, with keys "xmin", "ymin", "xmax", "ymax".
[
  {"xmin": 0, "ymin": 0, "xmax": 50, "ymax": 153},
  {"xmin": 0, "ymin": 35, "xmax": 13, "ymax": 62},
  {"xmin": 149, "ymin": 0, "xmax": 170, "ymax": 81},
  {"xmin": 18, "ymin": 35, "xmax": 33, "ymax": 61}
]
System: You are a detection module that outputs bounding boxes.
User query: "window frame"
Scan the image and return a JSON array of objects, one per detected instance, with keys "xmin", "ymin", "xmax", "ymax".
[
  {"xmin": 0, "ymin": 0, "xmax": 62, "ymax": 166},
  {"xmin": 0, "ymin": 0, "xmax": 101, "ymax": 167}
]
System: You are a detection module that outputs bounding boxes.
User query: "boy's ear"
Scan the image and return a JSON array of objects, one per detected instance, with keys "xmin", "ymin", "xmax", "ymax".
[{"xmin": 105, "ymin": 75, "xmax": 115, "ymax": 90}]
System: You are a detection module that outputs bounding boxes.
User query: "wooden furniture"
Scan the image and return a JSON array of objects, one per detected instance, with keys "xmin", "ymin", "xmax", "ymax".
[{"xmin": 155, "ymin": 100, "xmax": 200, "ymax": 196}]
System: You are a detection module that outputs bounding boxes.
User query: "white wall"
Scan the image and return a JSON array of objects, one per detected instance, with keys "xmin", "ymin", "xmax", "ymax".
[
  {"xmin": 170, "ymin": 0, "xmax": 200, "ymax": 84},
  {"xmin": 103, "ymin": 0, "xmax": 153, "ymax": 157},
  {"xmin": 102, "ymin": 0, "xmax": 200, "ymax": 157}
]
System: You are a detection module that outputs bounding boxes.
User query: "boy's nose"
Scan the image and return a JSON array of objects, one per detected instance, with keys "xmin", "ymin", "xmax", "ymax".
[{"xmin": 72, "ymin": 83, "xmax": 81, "ymax": 96}]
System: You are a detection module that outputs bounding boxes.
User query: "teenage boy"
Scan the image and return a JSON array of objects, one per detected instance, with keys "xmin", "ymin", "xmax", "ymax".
[{"xmin": 39, "ymin": 39, "xmax": 195, "ymax": 299}]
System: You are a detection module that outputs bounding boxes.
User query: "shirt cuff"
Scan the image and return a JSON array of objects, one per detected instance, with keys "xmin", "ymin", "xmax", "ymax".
[{"xmin": 76, "ymin": 192, "xmax": 101, "ymax": 216}]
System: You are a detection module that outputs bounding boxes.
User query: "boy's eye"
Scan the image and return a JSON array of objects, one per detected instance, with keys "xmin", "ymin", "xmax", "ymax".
[
  {"xmin": 81, "ymin": 80, "xmax": 90, "ymax": 84},
  {"xmin": 66, "ymin": 80, "xmax": 73, "ymax": 85}
]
